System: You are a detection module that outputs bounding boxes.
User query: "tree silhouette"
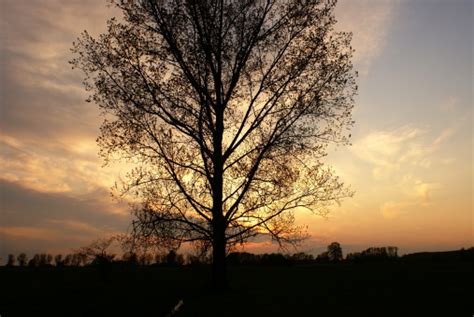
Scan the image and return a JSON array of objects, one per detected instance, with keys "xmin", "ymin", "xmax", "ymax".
[
  {"xmin": 387, "ymin": 246, "xmax": 398, "ymax": 258},
  {"xmin": 76, "ymin": 237, "xmax": 116, "ymax": 265},
  {"xmin": 290, "ymin": 252, "xmax": 314, "ymax": 264},
  {"xmin": 28, "ymin": 254, "xmax": 40, "ymax": 267},
  {"xmin": 122, "ymin": 251, "xmax": 139, "ymax": 265},
  {"xmin": 327, "ymin": 242, "xmax": 343, "ymax": 262},
  {"xmin": 37, "ymin": 254, "xmax": 53, "ymax": 266},
  {"xmin": 54, "ymin": 254, "xmax": 63, "ymax": 267},
  {"xmin": 72, "ymin": 0, "xmax": 356, "ymax": 289},
  {"xmin": 17, "ymin": 253, "xmax": 28, "ymax": 267},
  {"xmin": 316, "ymin": 251, "xmax": 329, "ymax": 263},
  {"xmin": 63, "ymin": 254, "xmax": 73, "ymax": 266},
  {"xmin": 346, "ymin": 246, "xmax": 399, "ymax": 262},
  {"xmin": 6, "ymin": 254, "xmax": 16, "ymax": 266}
]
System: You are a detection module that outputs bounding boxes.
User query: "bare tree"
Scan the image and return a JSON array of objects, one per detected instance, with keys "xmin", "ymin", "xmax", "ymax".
[
  {"xmin": 55, "ymin": 254, "xmax": 63, "ymax": 267},
  {"xmin": 70, "ymin": 254, "xmax": 84, "ymax": 267},
  {"xmin": 29, "ymin": 254, "xmax": 40, "ymax": 267},
  {"xmin": 6, "ymin": 254, "xmax": 16, "ymax": 267},
  {"xmin": 46, "ymin": 254, "xmax": 53, "ymax": 266},
  {"xmin": 76, "ymin": 237, "xmax": 117, "ymax": 265},
  {"xmin": 36, "ymin": 253, "xmax": 53, "ymax": 266},
  {"xmin": 17, "ymin": 253, "xmax": 28, "ymax": 267},
  {"xmin": 72, "ymin": 0, "xmax": 356, "ymax": 289},
  {"xmin": 63, "ymin": 254, "xmax": 73, "ymax": 266},
  {"xmin": 387, "ymin": 246, "xmax": 398, "ymax": 258}
]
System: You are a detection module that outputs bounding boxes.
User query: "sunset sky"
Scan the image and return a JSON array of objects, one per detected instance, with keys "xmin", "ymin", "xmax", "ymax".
[{"xmin": 0, "ymin": 0, "xmax": 472, "ymax": 261}]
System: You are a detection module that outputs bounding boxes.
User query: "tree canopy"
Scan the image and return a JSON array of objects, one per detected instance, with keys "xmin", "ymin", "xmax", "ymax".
[{"xmin": 71, "ymin": 0, "xmax": 356, "ymax": 288}]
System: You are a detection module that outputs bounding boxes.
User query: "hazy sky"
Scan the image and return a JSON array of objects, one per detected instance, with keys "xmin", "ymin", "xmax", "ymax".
[{"xmin": 0, "ymin": 0, "xmax": 472, "ymax": 260}]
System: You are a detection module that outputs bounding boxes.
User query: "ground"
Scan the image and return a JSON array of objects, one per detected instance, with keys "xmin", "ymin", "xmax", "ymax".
[{"xmin": 1, "ymin": 261, "xmax": 472, "ymax": 316}]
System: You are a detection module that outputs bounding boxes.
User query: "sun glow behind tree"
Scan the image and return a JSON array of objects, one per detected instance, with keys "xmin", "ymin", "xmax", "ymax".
[{"xmin": 71, "ymin": 0, "xmax": 356, "ymax": 288}]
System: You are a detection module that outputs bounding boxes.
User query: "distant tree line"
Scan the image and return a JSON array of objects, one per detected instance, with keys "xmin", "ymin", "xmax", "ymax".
[
  {"xmin": 227, "ymin": 243, "xmax": 399, "ymax": 266},
  {"xmin": 4, "ymin": 236, "xmax": 203, "ymax": 268},
  {"xmin": 345, "ymin": 246, "xmax": 398, "ymax": 263},
  {"xmin": 3, "ymin": 241, "xmax": 393, "ymax": 268},
  {"xmin": 6, "ymin": 252, "xmax": 87, "ymax": 267},
  {"xmin": 5, "ymin": 242, "xmax": 472, "ymax": 268},
  {"xmin": 5, "ymin": 250, "xmax": 189, "ymax": 268}
]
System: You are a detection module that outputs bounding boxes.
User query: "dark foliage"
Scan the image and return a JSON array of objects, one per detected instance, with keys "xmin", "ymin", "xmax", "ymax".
[
  {"xmin": 346, "ymin": 246, "xmax": 398, "ymax": 263},
  {"xmin": 327, "ymin": 241, "xmax": 343, "ymax": 262},
  {"xmin": 6, "ymin": 254, "xmax": 15, "ymax": 267},
  {"xmin": 401, "ymin": 247, "xmax": 474, "ymax": 262},
  {"xmin": 16, "ymin": 253, "xmax": 28, "ymax": 267},
  {"xmin": 1, "ymin": 254, "xmax": 472, "ymax": 317}
]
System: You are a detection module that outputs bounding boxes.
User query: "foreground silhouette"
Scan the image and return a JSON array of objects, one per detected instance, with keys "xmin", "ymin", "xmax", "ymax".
[{"xmin": 1, "ymin": 248, "xmax": 472, "ymax": 316}]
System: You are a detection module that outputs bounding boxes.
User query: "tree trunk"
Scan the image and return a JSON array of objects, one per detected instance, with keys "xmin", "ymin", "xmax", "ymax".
[
  {"xmin": 211, "ymin": 66, "xmax": 226, "ymax": 290},
  {"xmin": 211, "ymin": 88, "xmax": 226, "ymax": 290},
  {"xmin": 211, "ymin": 223, "xmax": 227, "ymax": 290}
]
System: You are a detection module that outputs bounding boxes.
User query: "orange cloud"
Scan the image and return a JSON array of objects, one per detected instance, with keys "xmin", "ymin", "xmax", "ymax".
[{"xmin": 0, "ymin": 226, "xmax": 61, "ymax": 241}]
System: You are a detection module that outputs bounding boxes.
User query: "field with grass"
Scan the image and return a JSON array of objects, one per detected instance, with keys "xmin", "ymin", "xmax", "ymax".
[{"xmin": 1, "ymin": 259, "xmax": 472, "ymax": 317}]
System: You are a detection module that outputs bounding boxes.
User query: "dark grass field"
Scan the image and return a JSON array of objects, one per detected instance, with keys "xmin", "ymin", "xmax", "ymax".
[{"xmin": 1, "ymin": 260, "xmax": 472, "ymax": 317}]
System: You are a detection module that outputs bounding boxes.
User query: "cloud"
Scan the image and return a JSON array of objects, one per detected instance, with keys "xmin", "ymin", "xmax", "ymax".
[
  {"xmin": 433, "ymin": 128, "xmax": 455, "ymax": 147},
  {"xmin": 0, "ymin": 0, "xmax": 116, "ymax": 142},
  {"xmin": 0, "ymin": 179, "xmax": 130, "ymax": 260},
  {"xmin": 352, "ymin": 125, "xmax": 455, "ymax": 179},
  {"xmin": 0, "ymin": 179, "xmax": 129, "ymax": 228},
  {"xmin": 380, "ymin": 179, "xmax": 441, "ymax": 219},
  {"xmin": 46, "ymin": 219, "xmax": 106, "ymax": 236},
  {"xmin": 0, "ymin": 134, "xmax": 118, "ymax": 194},
  {"xmin": 335, "ymin": 0, "xmax": 400, "ymax": 75},
  {"xmin": 0, "ymin": 1, "xmax": 137, "ymax": 197},
  {"xmin": 0, "ymin": 226, "xmax": 62, "ymax": 242},
  {"xmin": 413, "ymin": 181, "xmax": 440, "ymax": 202},
  {"xmin": 0, "ymin": 1, "xmax": 153, "ymax": 260},
  {"xmin": 351, "ymin": 125, "xmax": 453, "ymax": 220},
  {"xmin": 380, "ymin": 201, "xmax": 414, "ymax": 220}
]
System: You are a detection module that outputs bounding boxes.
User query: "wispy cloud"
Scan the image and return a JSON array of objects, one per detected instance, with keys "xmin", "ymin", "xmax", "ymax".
[
  {"xmin": 350, "ymin": 125, "xmax": 456, "ymax": 220},
  {"xmin": 0, "ymin": 1, "xmax": 116, "ymax": 141},
  {"xmin": 336, "ymin": 0, "xmax": 400, "ymax": 75},
  {"xmin": 380, "ymin": 200, "xmax": 416, "ymax": 220},
  {"xmin": 380, "ymin": 180, "xmax": 441, "ymax": 220},
  {"xmin": 0, "ymin": 226, "xmax": 63, "ymax": 242},
  {"xmin": 0, "ymin": 135, "xmax": 117, "ymax": 194},
  {"xmin": 352, "ymin": 125, "xmax": 455, "ymax": 179}
]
